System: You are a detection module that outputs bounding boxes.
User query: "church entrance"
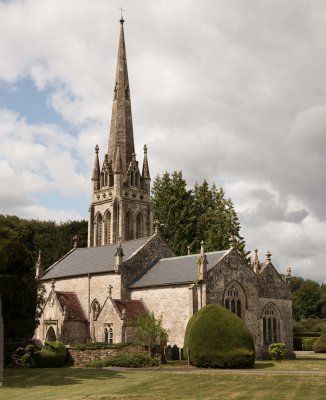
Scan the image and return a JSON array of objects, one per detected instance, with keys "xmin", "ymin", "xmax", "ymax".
[{"xmin": 46, "ymin": 326, "xmax": 56, "ymax": 342}]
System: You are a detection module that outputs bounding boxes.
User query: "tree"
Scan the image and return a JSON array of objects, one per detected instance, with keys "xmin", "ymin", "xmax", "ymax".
[
  {"xmin": 291, "ymin": 277, "xmax": 325, "ymax": 321},
  {"xmin": 151, "ymin": 172, "xmax": 247, "ymax": 257},
  {"xmin": 151, "ymin": 171, "xmax": 196, "ymax": 255},
  {"xmin": 0, "ymin": 226, "xmax": 38, "ymax": 340},
  {"xmin": 133, "ymin": 313, "xmax": 168, "ymax": 356}
]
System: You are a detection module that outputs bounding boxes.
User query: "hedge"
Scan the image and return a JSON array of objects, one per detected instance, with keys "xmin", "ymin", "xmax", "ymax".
[
  {"xmin": 34, "ymin": 341, "xmax": 66, "ymax": 368},
  {"xmin": 313, "ymin": 330, "xmax": 326, "ymax": 353},
  {"xmin": 84, "ymin": 353, "xmax": 158, "ymax": 368}
]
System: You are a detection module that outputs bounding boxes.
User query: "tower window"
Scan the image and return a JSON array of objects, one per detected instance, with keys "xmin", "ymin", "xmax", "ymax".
[
  {"xmin": 136, "ymin": 213, "xmax": 142, "ymax": 239},
  {"xmin": 96, "ymin": 214, "xmax": 103, "ymax": 246},
  {"xmin": 125, "ymin": 211, "xmax": 132, "ymax": 241},
  {"xmin": 105, "ymin": 211, "xmax": 111, "ymax": 245}
]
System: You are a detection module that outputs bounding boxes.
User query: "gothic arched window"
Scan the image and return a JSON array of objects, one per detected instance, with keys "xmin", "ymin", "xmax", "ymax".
[
  {"xmin": 104, "ymin": 327, "xmax": 113, "ymax": 344},
  {"xmin": 262, "ymin": 304, "xmax": 280, "ymax": 345},
  {"xmin": 224, "ymin": 284, "xmax": 243, "ymax": 318},
  {"xmin": 125, "ymin": 211, "xmax": 132, "ymax": 241},
  {"xmin": 136, "ymin": 213, "xmax": 143, "ymax": 239},
  {"xmin": 105, "ymin": 211, "xmax": 111, "ymax": 245},
  {"xmin": 96, "ymin": 214, "xmax": 103, "ymax": 246}
]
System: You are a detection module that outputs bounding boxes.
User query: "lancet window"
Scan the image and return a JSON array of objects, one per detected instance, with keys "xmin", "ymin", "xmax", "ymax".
[
  {"xmin": 224, "ymin": 285, "xmax": 242, "ymax": 318},
  {"xmin": 105, "ymin": 211, "xmax": 111, "ymax": 245},
  {"xmin": 136, "ymin": 213, "xmax": 143, "ymax": 239},
  {"xmin": 262, "ymin": 304, "xmax": 280, "ymax": 345},
  {"xmin": 125, "ymin": 211, "xmax": 132, "ymax": 241},
  {"xmin": 96, "ymin": 214, "xmax": 103, "ymax": 246}
]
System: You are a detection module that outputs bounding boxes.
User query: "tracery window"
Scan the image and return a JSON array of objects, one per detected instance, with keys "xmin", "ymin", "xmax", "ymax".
[
  {"xmin": 136, "ymin": 213, "xmax": 142, "ymax": 239},
  {"xmin": 262, "ymin": 305, "xmax": 280, "ymax": 345},
  {"xmin": 125, "ymin": 211, "xmax": 132, "ymax": 241},
  {"xmin": 105, "ymin": 211, "xmax": 111, "ymax": 245},
  {"xmin": 224, "ymin": 285, "xmax": 242, "ymax": 318},
  {"xmin": 96, "ymin": 214, "xmax": 103, "ymax": 246}
]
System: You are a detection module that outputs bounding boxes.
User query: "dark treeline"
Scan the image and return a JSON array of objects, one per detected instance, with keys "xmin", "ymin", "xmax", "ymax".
[{"xmin": 0, "ymin": 214, "xmax": 87, "ymax": 340}]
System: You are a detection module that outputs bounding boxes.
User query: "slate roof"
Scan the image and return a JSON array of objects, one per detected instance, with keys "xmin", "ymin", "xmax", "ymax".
[
  {"xmin": 56, "ymin": 291, "xmax": 86, "ymax": 321},
  {"xmin": 42, "ymin": 236, "xmax": 152, "ymax": 280},
  {"xmin": 112, "ymin": 299, "xmax": 146, "ymax": 319},
  {"xmin": 130, "ymin": 250, "xmax": 229, "ymax": 288}
]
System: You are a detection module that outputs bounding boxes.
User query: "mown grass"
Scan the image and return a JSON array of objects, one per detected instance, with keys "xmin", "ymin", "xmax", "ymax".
[{"xmin": 1, "ymin": 354, "xmax": 326, "ymax": 400}]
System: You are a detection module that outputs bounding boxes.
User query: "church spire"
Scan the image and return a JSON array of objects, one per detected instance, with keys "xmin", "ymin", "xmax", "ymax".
[{"xmin": 108, "ymin": 18, "xmax": 135, "ymax": 176}]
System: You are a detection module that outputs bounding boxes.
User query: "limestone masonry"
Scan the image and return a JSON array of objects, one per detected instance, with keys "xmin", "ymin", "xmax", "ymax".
[{"xmin": 35, "ymin": 18, "xmax": 294, "ymax": 360}]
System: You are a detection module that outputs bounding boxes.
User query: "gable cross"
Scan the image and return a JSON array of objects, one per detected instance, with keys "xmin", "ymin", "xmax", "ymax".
[{"xmin": 108, "ymin": 284, "xmax": 113, "ymax": 298}]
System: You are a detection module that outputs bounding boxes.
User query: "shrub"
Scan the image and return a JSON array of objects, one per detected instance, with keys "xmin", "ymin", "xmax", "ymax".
[
  {"xmin": 34, "ymin": 341, "xmax": 66, "ymax": 368},
  {"xmin": 313, "ymin": 329, "xmax": 326, "ymax": 353},
  {"xmin": 302, "ymin": 337, "xmax": 318, "ymax": 351},
  {"xmin": 72, "ymin": 342, "xmax": 130, "ymax": 351},
  {"xmin": 84, "ymin": 353, "xmax": 158, "ymax": 368},
  {"xmin": 184, "ymin": 304, "xmax": 255, "ymax": 369},
  {"xmin": 268, "ymin": 343, "xmax": 287, "ymax": 361}
]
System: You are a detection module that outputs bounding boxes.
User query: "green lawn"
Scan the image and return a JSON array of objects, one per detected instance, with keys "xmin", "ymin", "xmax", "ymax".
[{"xmin": 1, "ymin": 354, "xmax": 326, "ymax": 400}]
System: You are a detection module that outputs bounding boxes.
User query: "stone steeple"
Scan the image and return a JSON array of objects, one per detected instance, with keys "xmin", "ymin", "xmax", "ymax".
[
  {"xmin": 108, "ymin": 17, "xmax": 135, "ymax": 176},
  {"xmin": 87, "ymin": 19, "xmax": 153, "ymax": 247}
]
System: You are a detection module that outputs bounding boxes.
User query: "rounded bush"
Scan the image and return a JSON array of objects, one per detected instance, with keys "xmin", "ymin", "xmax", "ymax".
[
  {"xmin": 313, "ymin": 330, "xmax": 326, "ymax": 353},
  {"xmin": 184, "ymin": 304, "xmax": 255, "ymax": 368},
  {"xmin": 34, "ymin": 341, "xmax": 66, "ymax": 368}
]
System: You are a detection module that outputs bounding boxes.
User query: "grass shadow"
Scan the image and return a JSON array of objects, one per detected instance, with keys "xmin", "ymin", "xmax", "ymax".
[
  {"xmin": 254, "ymin": 362, "xmax": 275, "ymax": 369},
  {"xmin": 4, "ymin": 367, "xmax": 125, "ymax": 388}
]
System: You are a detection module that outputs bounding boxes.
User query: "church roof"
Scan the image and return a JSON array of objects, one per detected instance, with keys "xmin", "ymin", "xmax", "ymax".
[
  {"xmin": 130, "ymin": 250, "xmax": 229, "ymax": 288},
  {"xmin": 112, "ymin": 299, "xmax": 146, "ymax": 319},
  {"xmin": 56, "ymin": 291, "xmax": 86, "ymax": 321},
  {"xmin": 42, "ymin": 236, "xmax": 152, "ymax": 280}
]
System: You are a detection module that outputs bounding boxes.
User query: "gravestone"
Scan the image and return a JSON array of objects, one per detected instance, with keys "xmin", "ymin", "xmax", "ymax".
[{"xmin": 0, "ymin": 295, "xmax": 3, "ymax": 387}]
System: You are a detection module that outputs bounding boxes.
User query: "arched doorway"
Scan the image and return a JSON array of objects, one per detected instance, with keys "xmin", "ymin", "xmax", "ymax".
[{"xmin": 46, "ymin": 326, "xmax": 56, "ymax": 342}]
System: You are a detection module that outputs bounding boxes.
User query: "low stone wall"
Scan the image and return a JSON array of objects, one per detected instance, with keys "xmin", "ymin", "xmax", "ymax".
[{"xmin": 67, "ymin": 345, "xmax": 145, "ymax": 365}]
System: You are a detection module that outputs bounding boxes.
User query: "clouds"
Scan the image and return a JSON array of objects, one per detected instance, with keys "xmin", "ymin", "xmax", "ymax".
[{"xmin": 0, "ymin": 0, "xmax": 325, "ymax": 280}]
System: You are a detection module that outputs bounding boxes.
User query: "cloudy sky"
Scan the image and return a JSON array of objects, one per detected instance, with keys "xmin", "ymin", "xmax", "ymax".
[{"xmin": 0, "ymin": 0, "xmax": 325, "ymax": 282}]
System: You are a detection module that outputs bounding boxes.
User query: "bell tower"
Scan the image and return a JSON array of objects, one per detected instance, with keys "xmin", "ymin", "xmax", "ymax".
[{"xmin": 87, "ymin": 18, "xmax": 153, "ymax": 247}]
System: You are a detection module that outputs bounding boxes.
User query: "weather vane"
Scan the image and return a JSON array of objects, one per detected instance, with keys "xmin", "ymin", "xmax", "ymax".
[{"xmin": 119, "ymin": 6, "xmax": 125, "ymax": 19}]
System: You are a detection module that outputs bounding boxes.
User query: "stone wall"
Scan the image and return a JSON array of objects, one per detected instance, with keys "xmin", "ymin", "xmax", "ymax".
[
  {"xmin": 131, "ymin": 285, "xmax": 191, "ymax": 346},
  {"xmin": 67, "ymin": 345, "xmax": 145, "ymax": 365},
  {"xmin": 121, "ymin": 234, "xmax": 175, "ymax": 299}
]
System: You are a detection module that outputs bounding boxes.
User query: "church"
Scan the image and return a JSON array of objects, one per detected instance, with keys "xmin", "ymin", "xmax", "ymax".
[{"xmin": 35, "ymin": 18, "xmax": 294, "ymax": 360}]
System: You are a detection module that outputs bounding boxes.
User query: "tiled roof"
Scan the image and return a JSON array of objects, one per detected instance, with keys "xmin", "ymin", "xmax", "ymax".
[
  {"xmin": 130, "ymin": 250, "xmax": 229, "ymax": 288},
  {"xmin": 42, "ymin": 236, "xmax": 152, "ymax": 280},
  {"xmin": 112, "ymin": 299, "xmax": 146, "ymax": 319},
  {"xmin": 56, "ymin": 291, "xmax": 86, "ymax": 321}
]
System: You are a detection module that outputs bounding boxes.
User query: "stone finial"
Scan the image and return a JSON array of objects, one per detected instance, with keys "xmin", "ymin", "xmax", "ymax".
[
  {"xmin": 51, "ymin": 279, "xmax": 55, "ymax": 291},
  {"xmin": 187, "ymin": 245, "xmax": 190, "ymax": 255},
  {"xmin": 73, "ymin": 235, "xmax": 78, "ymax": 249},
  {"xmin": 114, "ymin": 237, "xmax": 124, "ymax": 273},
  {"xmin": 35, "ymin": 250, "xmax": 43, "ymax": 279},
  {"xmin": 266, "ymin": 251, "xmax": 272, "ymax": 263},
  {"xmin": 229, "ymin": 236, "xmax": 237, "ymax": 249},
  {"xmin": 200, "ymin": 240, "xmax": 205, "ymax": 255},
  {"xmin": 285, "ymin": 266, "xmax": 292, "ymax": 283},
  {"xmin": 95, "ymin": 144, "xmax": 99, "ymax": 154},
  {"xmin": 143, "ymin": 144, "xmax": 147, "ymax": 153},
  {"xmin": 251, "ymin": 248, "xmax": 261, "ymax": 273},
  {"xmin": 121, "ymin": 308, "xmax": 126, "ymax": 319},
  {"xmin": 154, "ymin": 220, "xmax": 160, "ymax": 234},
  {"xmin": 108, "ymin": 284, "xmax": 113, "ymax": 298}
]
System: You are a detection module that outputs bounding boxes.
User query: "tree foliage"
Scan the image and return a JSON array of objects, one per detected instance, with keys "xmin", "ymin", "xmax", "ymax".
[
  {"xmin": 291, "ymin": 276, "xmax": 326, "ymax": 321},
  {"xmin": 151, "ymin": 171, "xmax": 247, "ymax": 256},
  {"xmin": 133, "ymin": 313, "xmax": 168, "ymax": 355},
  {"xmin": 0, "ymin": 214, "xmax": 88, "ymax": 340},
  {"xmin": 0, "ymin": 226, "xmax": 38, "ymax": 340}
]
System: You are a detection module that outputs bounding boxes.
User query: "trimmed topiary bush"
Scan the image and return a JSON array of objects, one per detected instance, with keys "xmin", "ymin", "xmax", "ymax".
[
  {"xmin": 268, "ymin": 343, "xmax": 287, "ymax": 361},
  {"xmin": 313, "ymin": 329, "xmax": 326, "ymax": 353},
  {"xmin": 34, "ymin": 341, "xmax": 66, "ymax": 368},
  {"xmin": 184, "ymin": 304, "xmax": 255, "ymax": 368}
]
